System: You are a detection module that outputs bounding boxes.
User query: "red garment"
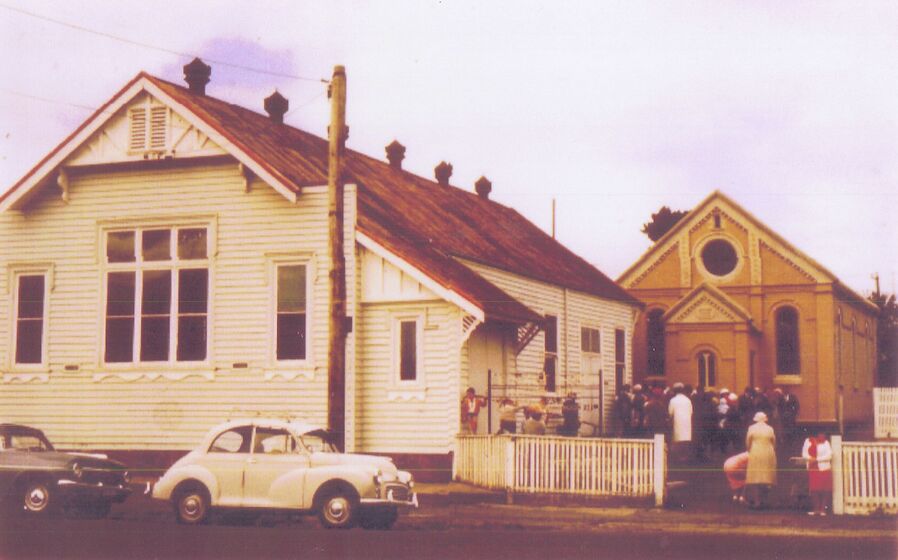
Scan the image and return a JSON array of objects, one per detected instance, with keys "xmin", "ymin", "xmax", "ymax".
[{"xmin": 806, "ymin": 438, "xmax": 832, "ymax": 492}]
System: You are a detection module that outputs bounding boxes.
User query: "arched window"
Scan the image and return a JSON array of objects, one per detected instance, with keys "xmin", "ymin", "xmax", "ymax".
[
  {"xmin": 775, "ymin": 306, "xmax": 800, "ymax": 374},
  {"xmin": 697, "ymin": 351, "xmax": 716, "ymax": 388},
  {"xmin": 646, "ymin": 309, "xmax": 665, "ymax": 376}
]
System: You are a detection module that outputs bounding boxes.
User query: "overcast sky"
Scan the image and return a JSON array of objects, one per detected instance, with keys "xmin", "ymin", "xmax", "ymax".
[{"xmin": 1, "ymin": 1, "xmax": 895, "ymax": 295}]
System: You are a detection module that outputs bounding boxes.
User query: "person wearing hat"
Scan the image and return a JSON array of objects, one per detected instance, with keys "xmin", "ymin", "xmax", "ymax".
[
  {"xmin": 522, "ymin": 404, "xmax": 547, "ymax": 435},
  {"xmin": 668, "ymin": 382, "xmax": 693, "ymax": 464},
  {"xmin": 745, "ymin": 411, "xmax": 777, "ymax": 509},
  {"xmin": 461, "ymin": 387, "xmax": 486, "ymax": 434}
]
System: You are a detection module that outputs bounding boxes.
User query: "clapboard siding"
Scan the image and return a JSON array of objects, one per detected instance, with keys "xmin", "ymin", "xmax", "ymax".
[
  {"xmin": 460, "ymin": 260, "xmax": 636, "ymax": 429},
  {"xmin": 0, "ymin": 162, "xmax": 357, "ymax": 450},
  {"xmin": 356, "ymin": 299, "xmax": 460, "ymax": 454}
]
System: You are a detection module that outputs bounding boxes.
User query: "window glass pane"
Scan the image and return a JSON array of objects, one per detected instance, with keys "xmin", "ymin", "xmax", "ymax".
[
  {"xmin": 615, "ymin": 329, "xmax": 625, "ymax": 361},
  {"xmin": 277, "ymin": 314, "xmax": 306, "ymax": 360},
  {"xmin": 210, "ymin": 429, "xmax": 249, "ymax": 453},
  {"xmin": 179, "ymin": 269, "xmax": 208, "ymax": 314},
  {"xmin": 142, "ymin": 270, "xmax": 172, "ymax": 315},
  {"xmin": 177, "ymin": 316, "xmax": 207, "ymax": 361},
  {"xmin": 277, "ymin": 265, "xmax": 306, "ymax": 313},
  {"xmin": 581, "ymin": 327, "xmax": 600, "ymax": 353},
  {"xmin": 15, "ymin": 320, "xmax": 42, "ymax": 364},
  {"xmin": 106, "ymin": 272, "xmax": 136, "ymax": 316},
  {"xmin": 253, "ymin": 428, "xmax": 294, "ymax": 454},
  {"xmin": 178, "ymin": 228, "xmax": 207, "ymax": 260},
  {"xmin": 105, "ymin": 318, "xmax": 134, "ymax": 362},
  {"xmin": 544, "ymin": 316, "xmax": 557, "ymax": 353},
  {"xmin": 17, "ymin": 276, "xmax": 45, "ymax": 319},
  {"xmin": 400, "ymin": 321, "xmax": 417, "ymax": 381},
  {"xmin": 140, "ymin": 316, "xmax": 170, "ymax": 361},
  {"xmin": 544, "ymin": 356, "xmax": 557, "ymax": 392},
  {"xmin": 142, "ymin": 229, "xmax": 171, "ymax": 261},
  {"xmin": 107, "ymin": 231, "xmax": 135, "ymax": 263}
]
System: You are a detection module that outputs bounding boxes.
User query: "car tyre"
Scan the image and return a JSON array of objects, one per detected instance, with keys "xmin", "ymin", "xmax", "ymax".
[
  {"xmin": 359, "ymin": 506, "xmax": 398, "ymax": 530},
  {"xmin": 318, "ymin": 490, "xmax": 357, "ymax": 529},
  {"xmin": 174, "ymin": 485, "xmax": 211, "ymax": 525},
  {"xmin": 21, "ymin": 480, "xmax": 55, "ymax": 516}
]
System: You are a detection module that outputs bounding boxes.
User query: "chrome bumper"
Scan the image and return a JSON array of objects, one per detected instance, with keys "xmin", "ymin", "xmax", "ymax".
[
  {"xmin": 361, "ymin": 490, "xmax": 418, "ymax": 509},
  {"xmin": 57, "ymin": 479, "xmax": 132, "ymax": 500}
]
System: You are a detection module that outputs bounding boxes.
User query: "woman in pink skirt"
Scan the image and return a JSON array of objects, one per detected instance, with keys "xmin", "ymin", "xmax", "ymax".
[
  {"xmin": 723, "ymin": 451, "xmax": 750, "ymax": 503},
  {"xmin": 802, "ymin": 431, "xmax": 833, "ymax": 516}
]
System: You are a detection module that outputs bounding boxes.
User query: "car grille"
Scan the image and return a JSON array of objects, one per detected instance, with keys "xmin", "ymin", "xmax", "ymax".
[
  {"xmin": 385, "ymin": 484, "xmax": 410, "ymax": 502},
  {"xmin": 81, "ymin": 469, "xmax": 125, "ymax": 486}
]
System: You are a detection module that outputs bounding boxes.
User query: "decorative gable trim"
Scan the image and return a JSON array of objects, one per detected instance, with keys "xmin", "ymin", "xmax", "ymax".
[
  {"xmin": 628, "ymin": 242, "xmax": 678, "ymax": 288},
  {"xmin": 0, "ymin": 73, "xmax": 300, "ymax": 213},
  {"xmin": 758, "ymin": 239, "xmax": 819, "ymax": 283},
  {"xmin": 663, "ymin": 282, "xmax": 757, "ymax": 330},
  {"xmin": 356, "ymin": 230, "xmax": 485, "ymax": 322}
]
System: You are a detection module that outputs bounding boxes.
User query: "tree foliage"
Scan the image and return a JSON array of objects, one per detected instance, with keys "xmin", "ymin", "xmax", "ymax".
[
  {"xmin": 641, "ymin": 206, "xmax": 688, "ymax": 242},
  {"xmin": 869, "ymin": 290, "xmax": 898, "ymax": 387}
]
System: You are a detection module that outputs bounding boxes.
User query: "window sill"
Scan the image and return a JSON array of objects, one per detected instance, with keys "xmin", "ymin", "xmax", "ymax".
[
  {"xmin": 93, "ymin": 371, "xmax": 215, "ymax": 382},
  {"xmin": 2, "ymin": 372, "xmax": 50, "ymax": 384},
  {"xmin": 773, "ymin": 375, "xmax": 801, "ymax": 386},
  {"xmin": 387, "ymin": 388, "xmax": 427, "ymax": 402}
]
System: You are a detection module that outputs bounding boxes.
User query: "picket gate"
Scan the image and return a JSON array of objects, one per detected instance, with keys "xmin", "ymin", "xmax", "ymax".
[
  {"xmin": 832, "ymin": 436, "xmax": 898, "ymax": 515},
  {"xmin": 874, "ymin": 388, "xmax": 898, "ymax": 440}
]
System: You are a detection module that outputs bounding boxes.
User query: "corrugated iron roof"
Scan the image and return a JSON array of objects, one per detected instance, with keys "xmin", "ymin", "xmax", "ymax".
[{"xmin": 149, "ymin": 76, "xmax": 642, "ymax": 314}]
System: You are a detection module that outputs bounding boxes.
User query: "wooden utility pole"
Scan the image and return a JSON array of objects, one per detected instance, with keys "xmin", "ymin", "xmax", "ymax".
[{"xmin": 327, "ymin": 65, "xmax": 347, "ymax": 451}]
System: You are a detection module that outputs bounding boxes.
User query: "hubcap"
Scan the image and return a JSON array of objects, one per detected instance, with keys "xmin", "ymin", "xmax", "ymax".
[
  {"xmin": 326, "ymin": 497, "xmax": 349, "ymax": 523},
  {"xmin": 26, "ymin": 485, "xmax": 49, "ymax": 511},
  {"xmin": 182, "ymin": 495, "xmax": 202, "ymax": 518}
]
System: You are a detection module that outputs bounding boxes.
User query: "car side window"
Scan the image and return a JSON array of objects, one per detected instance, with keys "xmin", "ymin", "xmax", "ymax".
[
  {"xmin": 252, "ymin": 428, "xmax": 297, "ymax": 455},
  {"xmin": 9, "ymin": 435, "xmax": 48, "ymax": 451},
  {"xmin": 209, "ymin": 427, "xmax": 252, "ymax": 453}
]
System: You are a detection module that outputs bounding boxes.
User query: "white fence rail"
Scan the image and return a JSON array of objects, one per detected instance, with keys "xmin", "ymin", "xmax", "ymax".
[
  {"xmin": 454, "ymin": 434, "xmax": 665, "ymax": 506},
  {"xmin": 874, "ymin": 388, "xmax": 898, "ymax": 439},
  {"xmin": 833, "ymin": 436, "xmax": 898, "ymax": 515}
]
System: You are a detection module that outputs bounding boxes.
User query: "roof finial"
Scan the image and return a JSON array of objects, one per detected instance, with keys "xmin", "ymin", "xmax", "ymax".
[
  {"xmin": 475, "ymin": 176, "xmax": 492, "ymax": 200},
  {"xmin": 183, "ymin": 58, "xmax": 211, "ymax": 95},
  {"xmin": 435, "ymin": 161, "xmax": 453, "ymax": 186},
  {"xmin": 385, "ymin": 140, "xmax": 406, "ymax": 169}
]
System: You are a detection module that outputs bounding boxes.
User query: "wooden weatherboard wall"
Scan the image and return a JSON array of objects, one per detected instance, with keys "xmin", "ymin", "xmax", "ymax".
[{"xmin": 0, "ymin": 161, "xmax": 358, "ymax": 451}]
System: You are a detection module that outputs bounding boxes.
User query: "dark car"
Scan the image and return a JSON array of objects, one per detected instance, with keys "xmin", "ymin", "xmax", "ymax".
[{"xmin": 0, "ymin": 424, "xmax": 131, "ymax": 518}]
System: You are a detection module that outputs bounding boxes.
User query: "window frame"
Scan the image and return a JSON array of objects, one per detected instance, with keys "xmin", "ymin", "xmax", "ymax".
[
  {"xmin": 580, "ymin": 324, "xmax": 601, "ymax": 355},
  {"xmin": 10, "ymin": 268, "xmax": 51, "ymax": 370},
  {"xmin": 614, "ymin": 327, "xmax": 626, "ymax": 391},
  {"xmin": 774, "ymin": 305, "xmax": 801, "ymax": 376},
  {"xmin": 269, "ymin": 256, "xmax": 314, "ymax": 367},
  {"xmin": 543, "ymin": 314, "xmax": 559, "ymax": 393},
  {"xmin": 100, "ymin": 223, "xmax": 212, "ymax": 368},
  {"xmin": 645, "ymin": 308, "xmax": 666, "ymax": 376},
  {"xmin": 392, "ymin": 311, "xmax": 424, "ymax": 386}
]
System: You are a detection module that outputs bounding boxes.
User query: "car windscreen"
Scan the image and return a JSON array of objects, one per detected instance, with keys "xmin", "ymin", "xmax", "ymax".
[
  {"xmin": 5, "ymin": 433, "xmax": 53, "ymax": 452},
  {"xmin": 299, "ymin": 430, "xmax": 337, "ymax": 453}
]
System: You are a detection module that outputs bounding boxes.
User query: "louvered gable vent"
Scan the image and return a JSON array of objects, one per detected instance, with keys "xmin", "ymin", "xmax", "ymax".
[{"xmin": 128, "ymin": 105, "xmax": 168, "ymax": 152}]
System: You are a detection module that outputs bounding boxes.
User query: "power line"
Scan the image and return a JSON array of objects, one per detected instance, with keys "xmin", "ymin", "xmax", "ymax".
[
  {"xmin": 0, "ymin": 3, "xmax": 328, "ymax": 84},
  {"xmin": 0, "ymin": 87, "xmax": 104, "ymax": 112}
]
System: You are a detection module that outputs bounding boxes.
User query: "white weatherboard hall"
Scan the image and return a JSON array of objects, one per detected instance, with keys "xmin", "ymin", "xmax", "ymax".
[{"xmin": 0, "ymin": 62, "xmax": 642, "ymax": 480}]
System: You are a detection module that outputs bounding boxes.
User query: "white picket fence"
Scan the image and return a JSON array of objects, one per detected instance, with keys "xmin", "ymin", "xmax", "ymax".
[
  {"xmin": 454, "ymin": 434, "xmax": 665, "ymax": 506},
  {"xmin": 874, "ymin": 388, "xmax": 898, "ymax": 439},
  {"xmin": 833, "ymin": 436, "xmax": 898, "ymax": 515}
]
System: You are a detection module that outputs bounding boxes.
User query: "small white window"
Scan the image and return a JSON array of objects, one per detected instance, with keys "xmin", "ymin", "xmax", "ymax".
[
  {"xmin": 580, "ymin": 326, "xmax": 600, "ymax": 354},
  {"xmin": 394, "ymin": 314, "xmax": 422, "ymax": 384},
  {"xmin": 13, "ymin": 273, "xmax": 48, "ymax": 366}
]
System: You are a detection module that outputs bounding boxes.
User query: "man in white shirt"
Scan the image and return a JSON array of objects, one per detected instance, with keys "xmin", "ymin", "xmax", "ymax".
[{"xmin": 668, "ymin": 382, "xmax": 693, "ymax": 464}]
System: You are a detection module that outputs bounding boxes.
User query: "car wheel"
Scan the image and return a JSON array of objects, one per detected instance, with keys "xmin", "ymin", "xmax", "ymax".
[
  {"xmin": 22, "ymin": 480, "xmax": 54, "ymax": 516},
  {"xmin": 359, "ymin": 507, "xmax": 398, "ymax": 530},
  {"xmin": 174, "ymin": 486, "xmax": 211, "ymax": 525},
  {"xmin": 318, "ymin": 490, "xmax": 357, "ymax": 529}
]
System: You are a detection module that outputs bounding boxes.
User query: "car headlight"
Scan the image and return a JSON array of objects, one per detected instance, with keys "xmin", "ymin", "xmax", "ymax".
[{"xmin": 72, "ymin": 462, "xmax": 83, "ymax": 479}]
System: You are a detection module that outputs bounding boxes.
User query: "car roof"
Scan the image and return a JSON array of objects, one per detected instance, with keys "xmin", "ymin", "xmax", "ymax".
[
  {"xmin": 209, "ymin": 418, "xmax": 324, "ymax": 436},
  {"xmin": 0, "ymin": 423, "xmax": 45, "ymax": 434}
]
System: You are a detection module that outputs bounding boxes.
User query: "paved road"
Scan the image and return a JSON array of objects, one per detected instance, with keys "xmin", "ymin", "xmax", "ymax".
[{"xmin": 1, "ymin": 512, "xmax": 895, "ymax": 560}]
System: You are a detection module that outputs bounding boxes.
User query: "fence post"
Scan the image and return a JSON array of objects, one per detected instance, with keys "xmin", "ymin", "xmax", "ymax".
[
  {"xmin": 505, "ymin": 436, "xmax": 515, "ymax": 504},
  {"xmin": 831, "ymin": 435, "xmax": 844, "ymax": 515},
  {"xmin": 452, "ymin": 436, "xmax": 458, "ymax": 481},
  {"xmin": 653, "ymin": 433, "xmax": 665, "ymax": 507}
]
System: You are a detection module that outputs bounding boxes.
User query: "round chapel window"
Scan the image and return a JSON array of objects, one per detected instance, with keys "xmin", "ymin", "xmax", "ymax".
[{"xmin": 701, "ymin": 239, "xmax": 738, "ymax": 277}]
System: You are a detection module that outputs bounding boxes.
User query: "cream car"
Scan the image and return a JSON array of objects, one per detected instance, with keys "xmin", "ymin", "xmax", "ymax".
[{"xmin": 151, "ymin": 419, "xmax": 417, "ymax": 529}]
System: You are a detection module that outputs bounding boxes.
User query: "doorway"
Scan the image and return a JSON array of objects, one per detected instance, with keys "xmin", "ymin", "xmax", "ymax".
[{"xmin": 467, "ymin": 323, "xmax": 506, "ymax": 434}]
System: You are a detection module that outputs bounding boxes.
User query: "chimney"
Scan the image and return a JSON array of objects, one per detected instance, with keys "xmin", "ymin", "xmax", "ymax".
[
  {"xmin": 183, "ymin": 58, "xmax": 211, "ymax": 95},
  {"xmin": 475, "ymin": 176, "xmax": 492, "ymax": 200},
  {"xmin": 434, "ymin": 161, "xmax": 453, "ymax": 186},
  {"xmin": 385, "ymin": 140, "xmax": 406, "ymax": 169},
  {"xmin": 264, "ymin": 91, "xmax": 289, "ymax": 124}
]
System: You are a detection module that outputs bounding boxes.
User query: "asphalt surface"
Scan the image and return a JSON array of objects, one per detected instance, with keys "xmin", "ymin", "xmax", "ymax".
[{"xmin": 1, "ymin": 513, "xmax": 894, "ymax": 560}]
